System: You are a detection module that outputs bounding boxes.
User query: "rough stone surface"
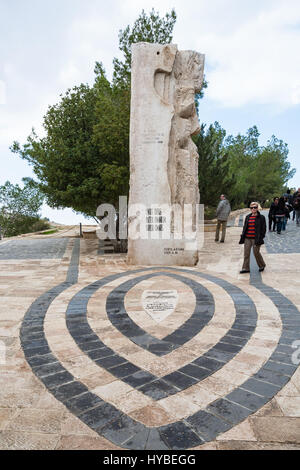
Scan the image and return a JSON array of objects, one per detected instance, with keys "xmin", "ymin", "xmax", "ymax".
[
  {"xmin": 128, "ymin": 42, "xmax": 205, "ymax": 266},
  {"xmin": 1, "ymin": 220, "xmax": 300, "ymax": 450},
  {"xmin": 0, "ymin": 238, "xmax": 68, "ymax": 259}
]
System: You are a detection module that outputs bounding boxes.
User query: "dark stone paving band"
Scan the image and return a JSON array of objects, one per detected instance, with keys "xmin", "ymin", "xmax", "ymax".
[
  {"xmin": 106, "ymin": 272, "xmax": 215, "ymax": 356},
  {"xmin": 0, "ymin": 238, "xmax": 69, "ymax": 259},
  {"xmin": 238, "ymin": 215, "xmax": 244, "ymax": 227},
  {"xmin": 20, "ymin": 241, "xmax": 300, "ymax": 450},
  {"xmin": 66, "ymin": 269, "xmax": 257, "ymax": 400}
]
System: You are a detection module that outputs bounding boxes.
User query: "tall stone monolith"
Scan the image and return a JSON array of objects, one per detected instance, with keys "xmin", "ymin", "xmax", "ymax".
[{"xmin": 127, "ymin": 43, "xmax": 205, "ymax": 265}]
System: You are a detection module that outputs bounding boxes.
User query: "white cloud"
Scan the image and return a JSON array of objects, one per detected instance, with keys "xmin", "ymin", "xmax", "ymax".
[
  {"xmin": 61, "ymin": 12, "xmax": 122, "ymax": 85},
  {"xmin": 1, "ymin": 0, "xmax": 299, "ymax": 224},
  {"xmin": 291, "ymin": 81, "xmax": 300, "ymax": 105},
  {"xmin": 59, "ymin": 62, "xmax": 81, "ymax": 87},
  {"xmin": 187, "ymin": 1, "xmax": 300, "ymax": 108},
  {"xmin": 41, "ymin": 203, "xmax": 94, "ymax": 225}
]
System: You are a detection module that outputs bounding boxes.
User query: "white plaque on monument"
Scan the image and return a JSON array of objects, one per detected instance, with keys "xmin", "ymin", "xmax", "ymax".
[{"xmin": 142, "ymin": 290, "xmax": 178, "ymax": 323}]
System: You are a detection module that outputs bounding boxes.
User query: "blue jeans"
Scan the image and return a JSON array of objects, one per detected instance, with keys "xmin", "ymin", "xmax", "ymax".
[
  {"xmin": 276, "ymin": 216, "xmax": 284, "ymax": 233},
  {"xmin": 282, "ymin": 217, "xmax": 287, "ymax": 230}
]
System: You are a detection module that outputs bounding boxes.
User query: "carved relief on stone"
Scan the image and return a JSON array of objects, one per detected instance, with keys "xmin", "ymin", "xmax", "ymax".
[
  {"xmin": 172, "ymin": 51, "xmax": 204, "ymax": 206},
  {"xmin": 128, "ymin": 43, "xmax": 205, "ymax": 266}
]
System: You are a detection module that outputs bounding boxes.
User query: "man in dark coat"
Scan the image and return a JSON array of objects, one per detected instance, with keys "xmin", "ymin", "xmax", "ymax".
[
  {"xmin": 268, "ymin": 197, "xmax": 279, "ymax": 231},
  {"xmin": 239, "ymin": 202, "xmax": 266, "ymax": 273},
  {"xmin": 294, "ymin": 195, "xmax": 300, "ymax": 226},
  {"xmin": 292, "ymin": 188, "xmax": 300, "ymax": 221}
]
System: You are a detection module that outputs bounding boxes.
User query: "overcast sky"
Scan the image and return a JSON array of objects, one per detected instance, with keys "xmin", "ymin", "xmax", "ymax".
[{"xmin": 0, "ymin": 0, "xmax": 299, "ymax": 224}]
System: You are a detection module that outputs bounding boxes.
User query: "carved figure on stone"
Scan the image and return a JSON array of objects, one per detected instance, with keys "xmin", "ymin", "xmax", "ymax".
[
  {"xmin": 128, "ymin": 43, "xmax": 205, "ymax": 266},
  {"xmin": 171, "ymin": 51, "xmax": 204, "ymax": 209}
]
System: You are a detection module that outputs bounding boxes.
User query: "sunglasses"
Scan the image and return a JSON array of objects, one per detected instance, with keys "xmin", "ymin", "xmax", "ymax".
[{"xmin": 251, "ymin": 206, "xmax": 258, "ymax": 209}]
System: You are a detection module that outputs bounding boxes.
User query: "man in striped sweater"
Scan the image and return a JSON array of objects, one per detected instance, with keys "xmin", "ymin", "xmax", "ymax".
[{"xmin": 239, "ymin": 202, "xmax": 266, "ymax": 274}]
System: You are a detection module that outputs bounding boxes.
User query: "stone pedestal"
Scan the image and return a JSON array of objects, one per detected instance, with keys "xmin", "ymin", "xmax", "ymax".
[{"xmin": 127, "ymin": 43, "xmax": 205, "ymax": 266}]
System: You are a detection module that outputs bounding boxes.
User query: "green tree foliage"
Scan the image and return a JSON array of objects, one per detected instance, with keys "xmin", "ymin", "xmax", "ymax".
[
  {"xmin": 0, "ymin": 179, "xmax": 49, "ymax": 237},
  {"xmin": 196, "ymin": 122, "xmax": 296, "ymax": 210},
  {"xmin": 10, "ymin": 8, "xmax": 293, "ymax": 217},
  {"xmin": 11, "ymin": 9, "xmax": 179, "ymax": 218},
  {"xmin": 92, "ymin": 8, "xmax": 178, "ymax": 208},
  {"xmin": 195, "ymin": 122, "xmax": 235, "ymax": 206},
  {"xmin": 11, "ymin": 84, "xmax": 101, "ymax": 217},
  {"xmin": 113, "ymin": 8, "xmax": 177, "ymax": 88},
  {"xmin": 225, "ymin": 127, "xmax": 295, "ymax": 207}
]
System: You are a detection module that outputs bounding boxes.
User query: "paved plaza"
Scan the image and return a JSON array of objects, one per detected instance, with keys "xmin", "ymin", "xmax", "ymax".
[{"xmin": 0, "ymin": 216, "xmax": 300, "ymax": 450}]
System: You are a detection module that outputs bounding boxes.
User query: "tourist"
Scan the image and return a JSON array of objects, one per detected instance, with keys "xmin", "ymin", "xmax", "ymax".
[
  {"xmin": 292, "ymin": 188, "xmax": 300, "ymax": 222},
  {"xmin": 284, "ymin": 197, "xmax": 292, "ymax": 227},
  {"xmin": 268, "ymin": 197, "xmax": 279, "ymax": 231},
  {"xmin": 215, "ymin": 194, "xmax": 231, "ymax": 243},
  {"xmin": 283, "ymin": 202, "xmax": 290, "ymax": 230},
  {"xmin": 285, "ymin": 189, "xmax": 294, "ymax": 206},
  {"xmin": 293, "ymin": 195, "xmax": 300, "ymax": 226},
  {"xmin": 275, "ymin": 197, "xmax": 287, "ymax": 233},
  {"xmin": 239, "ymin": 202, "xmax": 266, "ymax": 273}
]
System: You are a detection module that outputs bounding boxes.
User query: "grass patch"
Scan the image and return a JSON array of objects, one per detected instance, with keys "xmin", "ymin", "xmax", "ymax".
[
  {"xmin": 204, "ymin": 206, "xmax": 217, "ymax": 220},
  {"xmin": 40, "ymin": 229, "xmax": 58, "ymax": 235}
]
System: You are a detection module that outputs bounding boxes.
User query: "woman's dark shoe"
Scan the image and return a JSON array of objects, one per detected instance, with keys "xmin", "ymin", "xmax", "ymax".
[{"xmin": 240, "ymin": 270, "xmax": 250, "ymax": 274}]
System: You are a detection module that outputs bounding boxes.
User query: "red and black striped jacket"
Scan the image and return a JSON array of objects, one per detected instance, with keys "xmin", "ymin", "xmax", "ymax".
[
  {"xmin": 240, "ymin": 211, "xmax": 266, "ymax": 245},
  {"xmin": 245, "ymin": 215, "xmax": 256, "ymax": 238}
]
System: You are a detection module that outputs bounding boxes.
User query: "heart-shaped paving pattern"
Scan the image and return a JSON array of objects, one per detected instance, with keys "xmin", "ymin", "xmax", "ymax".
[
  {"xmin": 124, "ymin": 275, "xmax": 197, "ymax": 338},
  {"xmin": 105, "ymin": 271, "xmax": 215, "ymax": 356},
  {"xmin": 20, "ymin": 240, "xmax": 300, "ymax": 449}
]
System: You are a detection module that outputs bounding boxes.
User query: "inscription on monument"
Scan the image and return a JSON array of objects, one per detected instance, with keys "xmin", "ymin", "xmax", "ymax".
[
  {"xmin": 142, "ymin": 131, "xmax": 164, "ymax": 144},
  {"xmin": 142, "ymin": 290, "xmax": 178, "ymax": 322},
  {"xmin": 164, "ymin": 247, "xmax": 184, "ymax": 255},
  {"xmin": 146, "ymin": 208, "xmax": 166, "ymax": 232}
]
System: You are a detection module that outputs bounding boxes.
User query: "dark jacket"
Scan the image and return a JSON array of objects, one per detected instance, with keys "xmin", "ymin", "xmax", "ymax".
[
  {"xmin": 240, "ymin": 211, "xmax": 266, "ymax": 245},
  {"xmin": 274, "ymin": 199, "xmax": 286, "ymax": 216},
  {"xmin": 268, "ymin": 202, "xmax": 277, "ymax": 218},
  {"xmin": 216, "ymin": 199, "xmax": 231, "ymax": 221},
  {"xmin": 294, "ymin": 197, "xmax": 300, "ymax": 211}
]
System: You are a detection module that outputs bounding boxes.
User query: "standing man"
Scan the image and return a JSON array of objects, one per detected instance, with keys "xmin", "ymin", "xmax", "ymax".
[
  {"xmin": 293, "ymin": 195, "xmax": 300, "ymax": 226},
  {"xmin": 215, "ymin": 194, "xmax": 231, "ymax": 243},
  {"xmin": 292, "ymin": 188, "xmax": 300, "ymax": 222},
  {"xmin": 268, "ymin": 197, "xmax": 279, "ymax": 231},
  {"xmin": 239, "ymin": 202, "xmax": 266, "ymax": 273}
]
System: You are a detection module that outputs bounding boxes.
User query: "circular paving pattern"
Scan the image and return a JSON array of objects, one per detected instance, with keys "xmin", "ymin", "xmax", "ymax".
[{"xmin": 20, "ymin": 240, "xmax": 300, "ymax": 449}]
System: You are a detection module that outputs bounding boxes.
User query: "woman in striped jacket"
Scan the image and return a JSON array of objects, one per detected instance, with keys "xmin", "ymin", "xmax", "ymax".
[{"xmin": 239, "ymin": 202, "xmax": 266, "ymax": 274}]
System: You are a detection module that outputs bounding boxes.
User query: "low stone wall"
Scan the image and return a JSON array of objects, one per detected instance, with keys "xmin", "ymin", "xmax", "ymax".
[
  {"xmin": 210, "ymin": 208, "xmax": 250, "ymax": 223},
  {"xmin": 82, "ymin": 230, "xmax": 97, "ymax": 240}
]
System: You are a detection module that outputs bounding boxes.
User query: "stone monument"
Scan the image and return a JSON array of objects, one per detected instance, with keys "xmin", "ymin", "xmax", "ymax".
[{"xmin": 127, "ymin": 43, "xmax": 205, "ymax": 266}]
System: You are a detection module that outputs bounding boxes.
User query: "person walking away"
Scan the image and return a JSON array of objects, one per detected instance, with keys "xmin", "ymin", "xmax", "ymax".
[
  {"xmin": 268, "ymin": 197, "xmax": 278, "ymax": 231},
  {"xmin": 284, "ymin": 198, "xmax": 291, "ymax": 228},
  {"xmin": 275, "ymin": 197, "xmax": 286, "ymax": 234},
  {"xmin": 282, "ymin": 197, "xmax": 290, "ymax": 230},
  {"xmin": 292, "ymin": 188, "xmax": 300, "ymax": 221},
  {"xmin": 239, "ymin": 202, "xmax": 266, "ymax": 273},
  {"xmin": 293, "ymin": 196, "xmax": 300, "ymax": 226},
  {"xmin": 286, "ymin": 190, "xmax": 294, "ymax": 223},
  {"xmin": 215, "ymin": 194, "xmax": 231, "ymax": 243},
  {"xmin": 286, "ymin": 189, "xmax": 294, "ymax": 207}
]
